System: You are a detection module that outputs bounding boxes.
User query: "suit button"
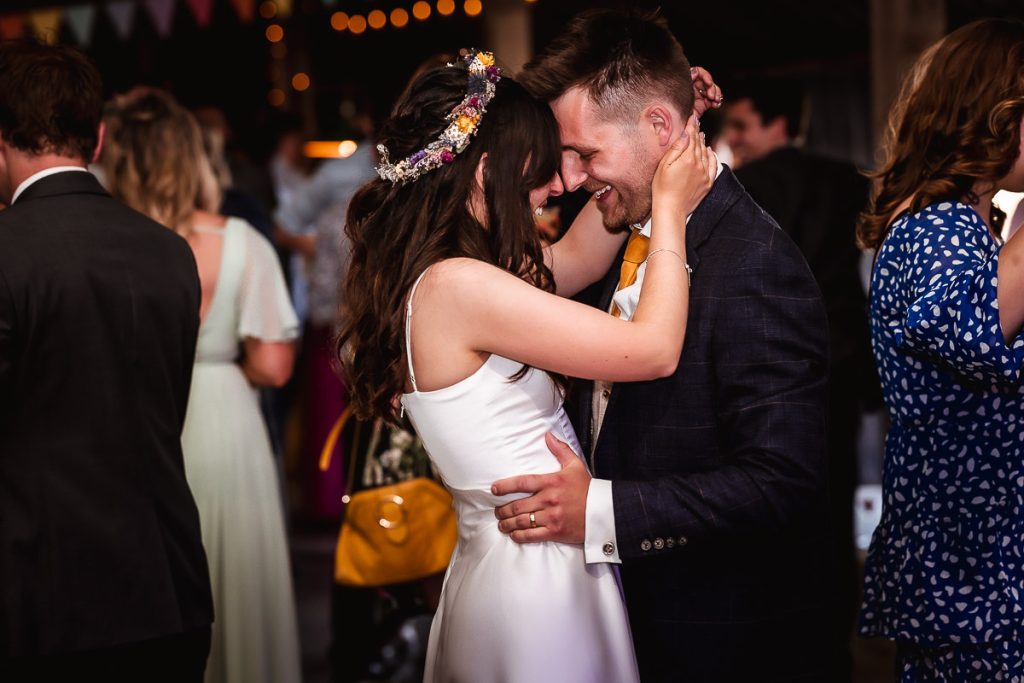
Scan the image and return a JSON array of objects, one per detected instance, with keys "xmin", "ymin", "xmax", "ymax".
[
  {"xmin": 602, "ymin": 542, "xmax": 615, "ymax": 556},
  {"xmin": 678, "ymin": 536, "xmax": 688, "ymax": 547},
  {"xmin": 665, "ymin": 537, "xmax": 675, "ymax": 549},
  {"xmin": 653, "ymin": 537, "xmax": 665, "ymax": 550},
  {"xmin": 640, "ymin": 539, "xmax": 652, "ymax": 552}
]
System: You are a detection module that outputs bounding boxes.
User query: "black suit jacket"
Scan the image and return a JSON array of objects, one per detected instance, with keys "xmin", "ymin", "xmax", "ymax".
[
  {"xmin": 571, "ymin": 168, "xmax": 832, "ymax": 681},
  {"xmin": 735, "ymin": 146, "xmax": 870, "ymax": 373},
  {"xmin": 0, "ymin": 171, "xmax": 213, "ymax": 656}
]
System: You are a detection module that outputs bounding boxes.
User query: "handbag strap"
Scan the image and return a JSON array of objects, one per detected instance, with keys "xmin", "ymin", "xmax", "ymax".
[
  {"xmin": 320, "ymin": 406, "xmax": 363, "ymax": 501},
  {"xmin": 323, "ymin": 407, "xmax": 439, "ymax": 500},
  {"xmin": 319, "ymin": 404, "xmax": 392, "ymax": 500},
  {"xmin": 318, "ymin": 404, "xmax": 354, "ymax": 473}
]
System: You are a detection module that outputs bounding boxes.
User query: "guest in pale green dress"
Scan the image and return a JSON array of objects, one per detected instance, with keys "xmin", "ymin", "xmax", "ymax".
[{"xmin": 102, "ymin": 89, "xmax": 301, "ymax": 683}]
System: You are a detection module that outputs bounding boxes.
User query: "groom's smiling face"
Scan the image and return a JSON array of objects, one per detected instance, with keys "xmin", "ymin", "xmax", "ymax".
[{"xmin": 551, "ymin": 85, "xmax": 667, "ymax": 232}]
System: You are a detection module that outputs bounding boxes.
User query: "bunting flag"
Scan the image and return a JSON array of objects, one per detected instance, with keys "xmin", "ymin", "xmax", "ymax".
[
  {"xmin": 28, "ymin": 8, "xmax": 62, "ymax": 45},
  {"xmin": 143, "ymin": 0, "xmax": 176, "ymax": 38},
  {"xmin": 0, "ymin": 14, "xmax": 26, "ymax": 39},
  {"xmin": 229, "ymin": 0, "xmax": 256, "ymax": 24},
  {"xmin": 2, "ymin": 0, "xmax": 284, "ymax": 48},
  {"xmin": 106, "ymin": 0, "xmax": 137, "ymax": 40},
  {"xmin": 184, "ymin": 0, "xmax": 214, "ymax": 28},
  {"xmin": 65, "ymin": 5, "xmax": 97, "ymax": 46}
]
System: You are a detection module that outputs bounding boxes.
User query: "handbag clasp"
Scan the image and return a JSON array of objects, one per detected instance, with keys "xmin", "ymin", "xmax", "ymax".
[{"xmin": 378, "ymin": 494, "xmax": 408, "ymax": 530}]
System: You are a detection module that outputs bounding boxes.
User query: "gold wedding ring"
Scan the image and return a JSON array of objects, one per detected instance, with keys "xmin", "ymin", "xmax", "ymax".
[{"xmin": 529, "ymin": 512, "xmax": 537, "ymax": 529}]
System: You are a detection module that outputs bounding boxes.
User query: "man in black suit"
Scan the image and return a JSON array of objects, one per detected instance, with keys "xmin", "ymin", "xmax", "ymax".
[
  {"xmin": 494, "ymin": 9, "xmax": 832, "ymax": 681},
  {"xmin": 0, "ymin": 42, "xmax": 213, "ymax": 681},
  {"xmin": 726, "ymin": 79, "xmax": 874, "ymax": 682}
]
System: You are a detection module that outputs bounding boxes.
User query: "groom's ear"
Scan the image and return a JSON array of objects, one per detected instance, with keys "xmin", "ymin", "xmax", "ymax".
[{"xmin": 644, "ymin": 104, "xmax": 677, "ymax": 148}]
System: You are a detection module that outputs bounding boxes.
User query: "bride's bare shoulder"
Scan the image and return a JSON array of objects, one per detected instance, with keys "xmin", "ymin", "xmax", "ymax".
[
  {"xmin": 413, "ymin": 258, "xmax": 531, "ymax": 315},
  {"xmin": 425, "ymin": 257, "xmax": 516, "ymax": 288}
]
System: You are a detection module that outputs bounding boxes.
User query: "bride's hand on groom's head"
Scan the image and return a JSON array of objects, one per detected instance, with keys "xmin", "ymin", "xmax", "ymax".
[
  {"xmin": 652, "ymin": 114, "xmax": 717, "ymax": 219},
  {"xmin": 691, "ymin": 66, "xmax": 724, "ymax": 119}
]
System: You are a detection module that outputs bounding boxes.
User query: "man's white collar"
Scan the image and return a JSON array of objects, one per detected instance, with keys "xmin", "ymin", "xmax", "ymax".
[{"xmin": 11, "ymin": 166, "xmax": 89, "ymax": 204}]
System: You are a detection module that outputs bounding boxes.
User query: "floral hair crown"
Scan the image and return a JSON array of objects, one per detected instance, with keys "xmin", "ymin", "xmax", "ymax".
[{"xmin": 376, "ymin": 50, "xmax": 501, "ymax": 184}]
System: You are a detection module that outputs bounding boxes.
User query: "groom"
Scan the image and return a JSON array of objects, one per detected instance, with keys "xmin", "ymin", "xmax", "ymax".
[{"xmin": 494, "ymin": 9, "xmax": 833, "ymax": 681}]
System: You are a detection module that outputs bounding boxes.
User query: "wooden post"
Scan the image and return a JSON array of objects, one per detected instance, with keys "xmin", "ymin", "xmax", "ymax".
[
  {"xmin": 869, "ymin": 0, "xmax": 945, "ymax": 160},
  {"xmin": 483, "ymin": 0, "xmax": 532, "ymax": 75}
]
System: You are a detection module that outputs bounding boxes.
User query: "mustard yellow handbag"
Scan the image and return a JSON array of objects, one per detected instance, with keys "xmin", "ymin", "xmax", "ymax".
[{"xmin": 320, "ymin": 409, "xmax": 458, "ymax": 588}]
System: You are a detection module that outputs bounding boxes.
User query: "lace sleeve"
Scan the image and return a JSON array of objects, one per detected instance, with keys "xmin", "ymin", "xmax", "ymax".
[{"xmin": 237, "ymin": 221, "xmax": 300, "ymax": 342}]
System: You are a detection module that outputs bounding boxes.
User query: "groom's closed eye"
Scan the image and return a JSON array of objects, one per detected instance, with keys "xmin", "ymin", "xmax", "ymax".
[{"xmin": 564, "ymin": 145, "xmax": 597, "ymax": 160}]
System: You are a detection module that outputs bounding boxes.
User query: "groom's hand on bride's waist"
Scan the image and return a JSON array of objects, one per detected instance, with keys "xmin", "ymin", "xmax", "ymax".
[{"xmin": 492, "ymin": 433, "xmax": 590, "ymax": 545}]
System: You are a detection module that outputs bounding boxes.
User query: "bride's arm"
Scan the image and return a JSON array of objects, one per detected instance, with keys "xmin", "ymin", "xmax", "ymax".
[
  {"xmin": 446, "ymin": 256, "xmax": 682, "ymax": 381},
  {"xmin": 441, "ymin": 118, "xmax": 715, "ymax": 382},
  {"xmin": 543, "ymin": 198, "xmax": 627, "ymax": 298}
]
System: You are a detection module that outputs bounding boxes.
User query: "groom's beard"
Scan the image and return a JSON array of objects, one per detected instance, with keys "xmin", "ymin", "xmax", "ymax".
[
  {"xmin": 589, "ymin": 183, "xmax": 651, "ymax": 233},
  {"xmin": 586, "ymin": 145, "xmax": 657, "ymax": 232},
  {"xmin": 586, "ymin": 177, "xmax": 653, "ymax": 233}
]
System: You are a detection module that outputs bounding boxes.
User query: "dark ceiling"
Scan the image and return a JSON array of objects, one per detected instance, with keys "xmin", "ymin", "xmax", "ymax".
[{"xmin": 1, "ymin": 0, "xmax": 1021, "ymax": 145}]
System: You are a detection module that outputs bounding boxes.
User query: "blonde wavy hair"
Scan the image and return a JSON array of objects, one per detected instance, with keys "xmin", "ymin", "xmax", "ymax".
[
  {"xmin": 858, "ymin": 18, "xmax": 1024, "ymax": 249},
  {"xmin": 102, "ymin": 88, "xmax": 220, "ymax": 236}
]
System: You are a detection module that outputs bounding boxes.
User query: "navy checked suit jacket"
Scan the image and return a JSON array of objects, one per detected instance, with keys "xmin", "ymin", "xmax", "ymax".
[{"xmin": 570, "ymin": 168, "xmax": 833, "ymax": 682}]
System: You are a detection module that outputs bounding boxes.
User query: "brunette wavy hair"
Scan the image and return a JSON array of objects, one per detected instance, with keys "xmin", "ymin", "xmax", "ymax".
[
  {"xmin": 858, "ymin": 18, "xmax": 1024, "ymax": 250},
  {"xmin": 337, "ymin": 64, "xmax": 562, "ymax": 422}
]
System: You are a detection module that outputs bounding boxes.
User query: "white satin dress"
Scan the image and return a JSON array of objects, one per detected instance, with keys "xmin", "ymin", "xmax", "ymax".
[{"xmin": 401, "ymin": 271, "xmax": 640, "ymax": 683}]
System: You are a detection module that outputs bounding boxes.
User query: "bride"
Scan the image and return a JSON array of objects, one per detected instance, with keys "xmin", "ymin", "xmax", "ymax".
[{"xmin": 338, "ymin": 51, "xmax": 716, "ymax": 682}]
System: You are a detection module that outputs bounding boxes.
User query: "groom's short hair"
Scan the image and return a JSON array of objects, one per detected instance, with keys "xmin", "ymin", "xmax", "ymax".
[
  {"xmin": 0, "ymin": 40, "xmax": 103, "ymax": 160},
  {"xmin": 519, "ymin": 8, "xmax": 694, "ymax": 125}
]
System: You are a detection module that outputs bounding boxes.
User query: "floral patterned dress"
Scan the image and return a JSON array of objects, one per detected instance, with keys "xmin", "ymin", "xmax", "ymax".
[{"xmin": 860, "ymin": 201, "xmax": 1024, "ymax": 681}]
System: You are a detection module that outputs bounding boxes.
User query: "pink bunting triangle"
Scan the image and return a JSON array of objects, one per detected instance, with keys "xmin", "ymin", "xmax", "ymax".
[
  {"xmin": 184, "ymin": 0, "xmax": 214, "ymax": 28},
  {"xmin": 143, "ymin": 0, "xmax": 176, "ymax": 37}
]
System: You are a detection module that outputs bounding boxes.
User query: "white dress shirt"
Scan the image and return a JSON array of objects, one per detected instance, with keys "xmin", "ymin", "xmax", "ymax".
[
  {"xmin": 11, "ymin": 166, "xmax": 89, "ymax": 204},
  {"xmin": 583, "ymin": 156, "xmax": 723, "ymax": 565}
]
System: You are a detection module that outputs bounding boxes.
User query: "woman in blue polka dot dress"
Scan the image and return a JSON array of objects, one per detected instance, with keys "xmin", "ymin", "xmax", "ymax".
[{"xmin": 857, "ymin": 19, "xmax": 1024, "ymax": 681}]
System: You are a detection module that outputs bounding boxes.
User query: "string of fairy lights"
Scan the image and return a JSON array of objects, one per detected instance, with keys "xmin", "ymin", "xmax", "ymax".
[{"xmin": 262, "ymin": 0, "xmax": 538, "ymax": 109}]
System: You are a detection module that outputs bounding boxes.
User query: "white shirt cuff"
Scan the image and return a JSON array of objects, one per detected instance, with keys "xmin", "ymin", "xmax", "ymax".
[{"xmin": 584, "ymin": 478, "xmax": 621, "ymax": 564}]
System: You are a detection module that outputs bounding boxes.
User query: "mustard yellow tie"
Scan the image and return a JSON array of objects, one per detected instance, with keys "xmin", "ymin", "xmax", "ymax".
[{"xmin": 610, "ymin": 230, "xmax": 650, "ymax": 319}]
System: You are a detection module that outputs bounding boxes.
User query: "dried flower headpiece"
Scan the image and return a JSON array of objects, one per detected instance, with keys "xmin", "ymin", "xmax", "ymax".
[{"xmin": 376, "ymin": 50, "xmax": 501, "ymax": 184}]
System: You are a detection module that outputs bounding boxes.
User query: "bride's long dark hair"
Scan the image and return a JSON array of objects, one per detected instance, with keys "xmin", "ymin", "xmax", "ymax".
[{"xmin": 337, "ymin": 63, "xmax": 562, "ymax": 422}]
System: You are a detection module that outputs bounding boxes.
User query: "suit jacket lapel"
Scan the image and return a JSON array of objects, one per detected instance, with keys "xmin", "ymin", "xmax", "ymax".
[
  {"xmin": 590, "ymin": 168, "xmax": 746, "ymax": 470},
  {"xmin": 685, "ymin": 166, "xmax": 745, "ymax": 269}
]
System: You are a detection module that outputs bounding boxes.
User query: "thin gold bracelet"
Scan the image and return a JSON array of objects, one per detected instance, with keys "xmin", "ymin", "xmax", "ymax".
[{"xmin": 645, "ymin": 248, "xmax": 693, "ymax": 286}]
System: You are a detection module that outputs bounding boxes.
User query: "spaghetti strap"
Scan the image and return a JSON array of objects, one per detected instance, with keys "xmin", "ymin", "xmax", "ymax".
[{"xmin": 404, "ymin": 268, "xmax": 432, "ymax": 394}]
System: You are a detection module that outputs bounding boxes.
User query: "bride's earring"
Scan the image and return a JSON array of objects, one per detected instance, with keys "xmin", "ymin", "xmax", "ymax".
[{"xmin": 534, "ymin": 207, "xmax": 544, "ymax": 216}]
